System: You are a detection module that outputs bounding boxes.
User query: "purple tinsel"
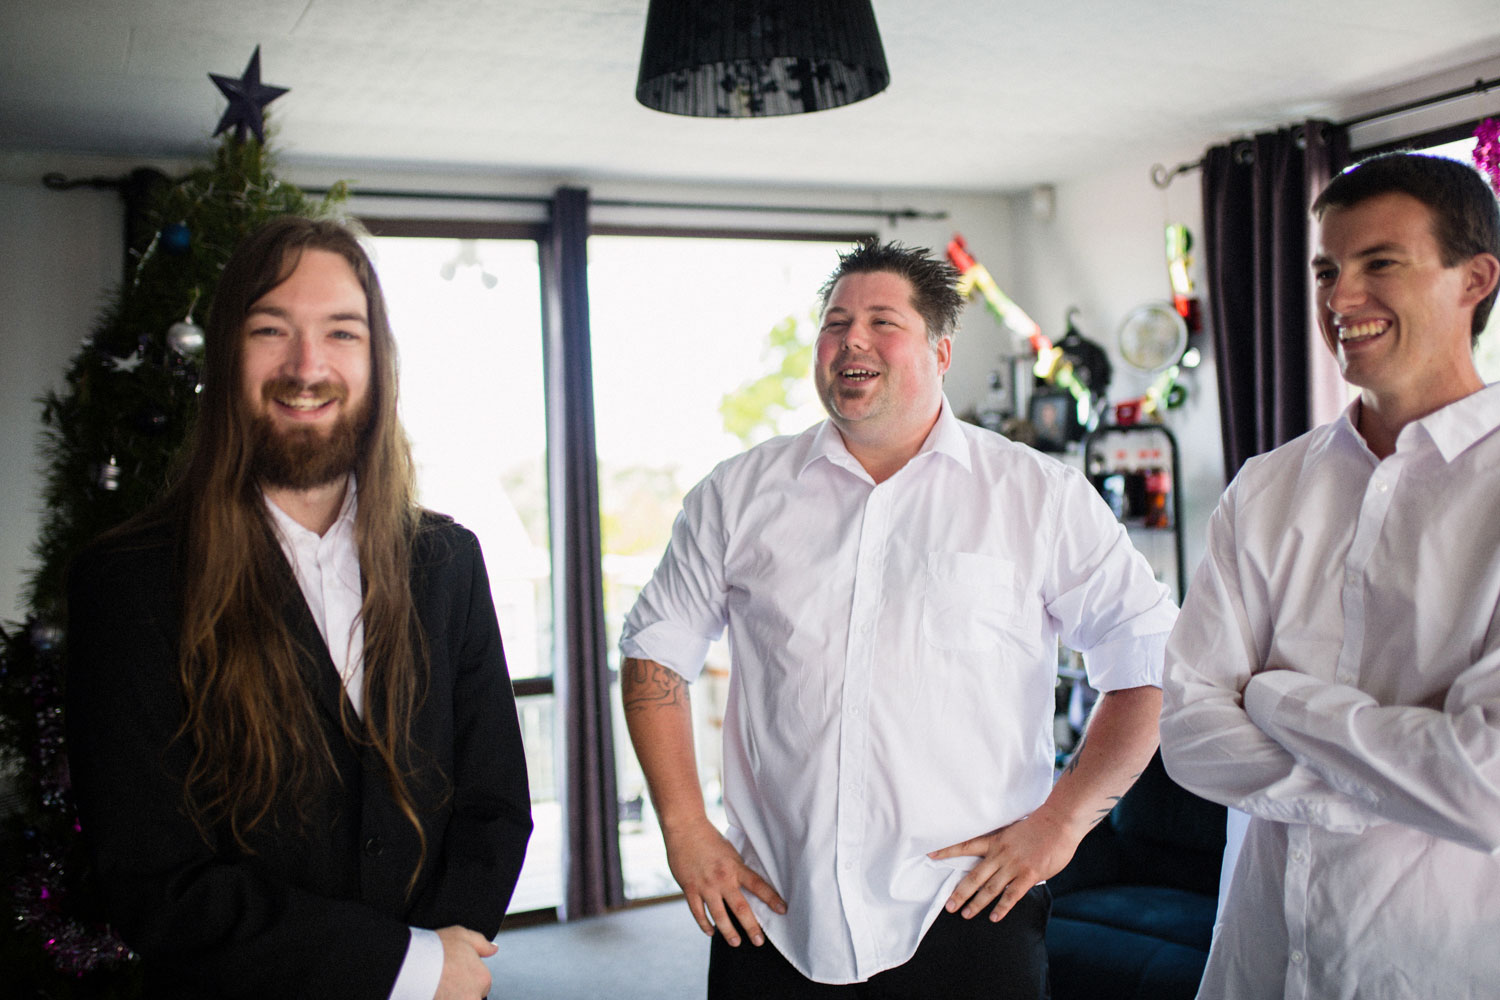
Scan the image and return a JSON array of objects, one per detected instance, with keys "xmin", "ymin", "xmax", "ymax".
[
  {"xmin": 1476, "ymin": 118, "xmax": 1500, "ymax": 197},
  {"xmin": 13, "ymin": 851, "xmax": 135, "ymax": 974},
  {"xmin": 5, "ymin": 620, "xmax": 135, "ymax": 978}
]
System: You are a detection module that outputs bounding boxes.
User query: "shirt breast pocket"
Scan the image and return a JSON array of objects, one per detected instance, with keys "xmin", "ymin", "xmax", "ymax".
[{"xmin": 921, "ymin": 551, "xmax": 1027, "ymax": 652}]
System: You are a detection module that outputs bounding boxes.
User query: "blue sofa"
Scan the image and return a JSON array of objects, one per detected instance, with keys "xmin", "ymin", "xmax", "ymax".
[{"xmin": 1046, "ymin": 752, "xmax": 1226, "ymax": 1000}]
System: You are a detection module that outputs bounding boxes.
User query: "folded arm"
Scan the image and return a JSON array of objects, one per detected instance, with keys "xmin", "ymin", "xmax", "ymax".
[
  {"xmin": 1239, "ymin": 659, "xmax": 1500, "ymax": 853},
  {"xmin": 1157, "ymin": 494, "xmax": 1500, "ymax": 845}
]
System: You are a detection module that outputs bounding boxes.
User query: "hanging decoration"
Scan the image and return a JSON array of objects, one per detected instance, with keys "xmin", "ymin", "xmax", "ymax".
[
  {"xmin": 167, "ymin": 318, "xmax": 205, "ymax": 357},
  {"xmin": 1056, "ymin": 309, "xmax": 1113, "ymax": 404},
  {"xmin": 167, "ymin": 291, "xmax": 206, "ymax": 358},
  {"xmin": 209, "ymin": 45, "xmax": 288, "ymax": 144},
  {"xmin": 1165, "ymin": 224, "xmax": 1202, "ymax": 333},
  {"xmin": 96, "ymin": 455, "xmax": 122, "ymax": 491},
  {"xmin": 947, "ymin": 235, "xmax": 1093, "ymax": 428},
  {"xmin": 1475, "ymin": 118, "xmax": 1500, "ymax": 196},
  {"xmin": 160, "ymin": 221, "xmax": 192, "ymax": 255}
]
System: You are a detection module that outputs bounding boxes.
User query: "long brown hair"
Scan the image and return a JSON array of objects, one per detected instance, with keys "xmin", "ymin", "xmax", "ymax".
[{"xmin": 161, "ymin": 216, "xmax": 429, "ymax": 885}]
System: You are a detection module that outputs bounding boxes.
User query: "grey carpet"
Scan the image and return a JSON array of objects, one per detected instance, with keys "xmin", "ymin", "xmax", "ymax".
[{"xmin": 488, "ymin": 900, "xmax": 710, "ymax": 999}]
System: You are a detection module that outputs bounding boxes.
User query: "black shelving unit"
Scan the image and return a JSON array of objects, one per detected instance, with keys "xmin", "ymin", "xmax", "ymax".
[{"xmin": 1082, "ymin": 423, "xmax": 1185, "ymax": 603}]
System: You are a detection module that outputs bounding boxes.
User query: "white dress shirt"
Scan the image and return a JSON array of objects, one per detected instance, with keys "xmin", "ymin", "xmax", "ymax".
[
  {"xmin": 621, "ymin": 398, "xmax": 1175, "ymax": 984},
  {"xmin": 265, "ymin": 480, "xmax": 445, "ymax": 1000},
  {"xmin": 1161, "ymin": 386, "xmax": 1500, "ymax": 1000}
]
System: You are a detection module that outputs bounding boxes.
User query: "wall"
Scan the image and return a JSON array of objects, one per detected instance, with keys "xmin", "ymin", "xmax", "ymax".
[
  {"xmin": 0, "ymin": 151, "xmax": 1016, "ymax": 621},
  {"xmin": 996, "ymin": 51, "xmax": 1500, "ymax": 590},
  {"xmin": 0, "ymin": 153, "xmax": 129, "ymax": 622},
  {"xmin": 1004, "ymin": 143, "xmax": 1226, "ymax": 582}
]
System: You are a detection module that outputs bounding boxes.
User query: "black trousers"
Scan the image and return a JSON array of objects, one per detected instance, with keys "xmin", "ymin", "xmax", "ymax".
[{"xmin": 707, "ymin": 884, "xmax": 1051, "ymax": 1000}]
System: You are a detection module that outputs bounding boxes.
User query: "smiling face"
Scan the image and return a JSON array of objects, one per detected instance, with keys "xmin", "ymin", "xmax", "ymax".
[
  {"xmin": 239, "ymin": 248, "xmax": 373, "ymax": 490},
  {"xmin": 1312, "ymin": 191, "xmax": 1490, "ymax": 418},
  {"xmin": 814, "ymin": 270, "xmax": 951, "ymax": 463}
]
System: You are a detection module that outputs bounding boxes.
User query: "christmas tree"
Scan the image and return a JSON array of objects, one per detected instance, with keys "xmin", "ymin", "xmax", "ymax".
[{"xmin": 0, "ymin": 51, "xmax": 346, "ymax": 996}]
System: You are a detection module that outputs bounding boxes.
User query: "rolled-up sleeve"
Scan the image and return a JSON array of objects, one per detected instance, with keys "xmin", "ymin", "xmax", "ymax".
[
  {"xmin": 1046, "ymin": 465, "xmax": 1176, "ymax": 692},
  {"xmin": 619, "ymin": 478, "xmax": 730, "ymax": 682}
]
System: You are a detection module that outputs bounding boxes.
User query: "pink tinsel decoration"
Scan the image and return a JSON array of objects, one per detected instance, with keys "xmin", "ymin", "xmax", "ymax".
[{"xmin": 1475, "ymin": 118, "xmax": 1500, "ymax": 196}]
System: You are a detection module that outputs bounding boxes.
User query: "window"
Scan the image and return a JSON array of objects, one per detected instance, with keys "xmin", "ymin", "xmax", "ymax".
[
  {"xmin": 1417, "ymin": 135, "xmax": 1500, "ymax": 381},
  {"xmin": 369, "ymin": 233, "xmax": 561, "ymax": 911},
  {"xmin": 587, "ymin": 233, "xmax": 852, "ymax": 899},
  {"xmin": 367, "ymin": 222, "xmax": 862, "ymax": 911}
]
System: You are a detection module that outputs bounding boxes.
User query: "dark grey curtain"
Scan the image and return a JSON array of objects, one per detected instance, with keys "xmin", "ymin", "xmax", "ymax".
[
  {"xmin": 541, "ymin": 186, "xmax": 624, "ymax": 919},
  {"xmin": 1202, "ymin": 121, "xmax": 1349, "ymax": 480}
]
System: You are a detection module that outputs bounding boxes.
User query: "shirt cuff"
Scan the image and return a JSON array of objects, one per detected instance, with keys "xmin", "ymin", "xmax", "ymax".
[
  {"xmin": 1081, "ymin": 630, "xmax": 1168, "ymax": 692},
  {"xmin": 1242, "ymin": 668, "xmax": 1318, "ymax": 731},
  {"xmin": 619, "ymin": 620, "xmax": 712, "ymax": 682},
  {"xmin": 388, "ymin": 927, "xmax": 444, "ymax": 1000}
]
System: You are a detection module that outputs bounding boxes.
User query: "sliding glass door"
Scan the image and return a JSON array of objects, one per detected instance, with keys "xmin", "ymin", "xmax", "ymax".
[
  {"xmin": 368, "ymin": 224, "xmax": 858, "ymax": 912},
  {"xmin": 371, "ymin": 234, "xmax": 561, "ymax": 912},
  {"xmin": 587, "ymin": 234, "xmax": 848, "ymax": 899}
]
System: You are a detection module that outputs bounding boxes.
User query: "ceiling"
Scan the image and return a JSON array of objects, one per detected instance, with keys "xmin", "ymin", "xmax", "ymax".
[{"xmin": 4, "ymin": 1, "xmax": 1500, "ymax": 193}]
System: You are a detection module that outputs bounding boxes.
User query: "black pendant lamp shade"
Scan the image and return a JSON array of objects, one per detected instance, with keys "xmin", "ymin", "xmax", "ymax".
[{"xmin": 635, "ymin": 0, "xmax": 890, "ymax": 118}]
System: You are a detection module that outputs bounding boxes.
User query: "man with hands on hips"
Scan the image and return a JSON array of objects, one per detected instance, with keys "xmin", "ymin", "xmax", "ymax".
[{"xmin": 621, "ymin": 241, "xmax": 1176, "ymax": 998}]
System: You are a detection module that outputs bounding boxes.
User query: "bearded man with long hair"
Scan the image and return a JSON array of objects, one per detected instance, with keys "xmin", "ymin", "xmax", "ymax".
[{"xmin": 65, "ymin": 216, "xmax": 532, "ymax": 1000}]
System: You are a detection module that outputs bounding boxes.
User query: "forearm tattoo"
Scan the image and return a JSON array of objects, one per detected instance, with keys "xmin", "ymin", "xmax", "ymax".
[
  {"xmin": 1093, "ymin": 795, "xmax": 1123, "ymax": 827},
  {"xmin": 622, "ymin": 658, "xmax": 687, "ymax": 712},
  {"xmin": 1061, "ymin": 733, "xmax": 1088, "ymax": 776},
  {"xmin": 1063, "ymin": 732, "xmax": 1142, "ymax": 828}
]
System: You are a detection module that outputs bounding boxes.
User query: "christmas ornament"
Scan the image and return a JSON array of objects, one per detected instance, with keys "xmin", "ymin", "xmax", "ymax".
[
  {"xmin": 114, "ymin": 348, "xmax": 145, "ymax": 373},
  {"xmin": 161, "ymin": 220, "xmax": 192, "ymax": 255},
  {"xmin": 1475, "ymin": 118, "xmax": 1500, "ymax": 196},
  {"xmin": 136, "ymin": 405, "xmax": 169, "ymax": 434},
  {"xmin": 28, "ymin": 620, "xmax": 63, "ymax": 652},
  {"xmin": 97, "ymin": 456, "xmax": 121, "ymax": 491},
  {"xmin": 210, "ymin": 45, "xmax": 289, "ymax": 144},
  {"xmin": 169, "ymin": 291, "xmax": 207, "ymax": 357},
  {"xmin": 168, "ymin": 319, "xmax": 206, "ymax": 356}
]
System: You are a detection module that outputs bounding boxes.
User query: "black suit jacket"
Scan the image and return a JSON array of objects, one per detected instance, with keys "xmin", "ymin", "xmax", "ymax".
[{"xmin": 65, "ymin": 512, "xmax": 532, "ymax": 999}]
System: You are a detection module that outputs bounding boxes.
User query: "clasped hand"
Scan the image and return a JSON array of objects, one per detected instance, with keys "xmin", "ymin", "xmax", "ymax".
[{"xmin": 435, "ymin": 925, "xmax": 496, "ymax": 1000}]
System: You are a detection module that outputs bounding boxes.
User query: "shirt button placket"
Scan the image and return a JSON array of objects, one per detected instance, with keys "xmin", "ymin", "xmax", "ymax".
[
  {"xmin": 835, "ymin": 485, "xmax": 889, "ymax": 977},
  {"xmin": 1283, "ymin": 825, "xmax": 1313, "ymax": 999}
]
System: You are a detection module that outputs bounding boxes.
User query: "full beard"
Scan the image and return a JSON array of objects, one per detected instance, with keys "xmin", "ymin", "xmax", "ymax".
[{"xmin": 249, "ymin": 377, "xmax": 372, "ymax": 491}]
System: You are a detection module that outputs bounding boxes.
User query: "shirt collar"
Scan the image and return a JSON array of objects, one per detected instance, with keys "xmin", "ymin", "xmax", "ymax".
[
  {"xmin": 264, "ymin": 474, "xmax": 360, "ymax": 545},
  {"xmin": 1339, "ymin": 385, "xmax": 1500, "ymax": 464},
  {"xmin": 1332, "ymin": 398, "xmax": 1367, "ymax": 454},
  {"xmin": 1406, "ymin": 382, "xmax": 1500, "ymax": 463},
  {"xmin": 799, "ymin": 395, "xmax": 972, "ymax": 479}
]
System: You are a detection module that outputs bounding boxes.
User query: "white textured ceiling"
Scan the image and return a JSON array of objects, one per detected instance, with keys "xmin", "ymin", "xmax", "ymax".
[{"xmin": 3, "ymin": 0, "xmax": 1500, "ymax": 192}]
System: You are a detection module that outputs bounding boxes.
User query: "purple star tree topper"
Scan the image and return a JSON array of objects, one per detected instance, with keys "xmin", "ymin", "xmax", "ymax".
[{"xmin": 209, "ymin": 45, "xmax": 289, "ymax": 144}]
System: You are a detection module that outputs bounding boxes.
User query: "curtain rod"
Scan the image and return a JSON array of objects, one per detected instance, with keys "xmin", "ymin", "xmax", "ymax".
[
  {"xmin": 309, "ymin": 186, "xmax": 948, "ymax": 223},
  {"xmin": 42, "ymin": 172, "xmax": 946, "ymax": 224},
  {"xmin": 1149, "ymin": 74, "xmax": 1500, "ymax": 189}
]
